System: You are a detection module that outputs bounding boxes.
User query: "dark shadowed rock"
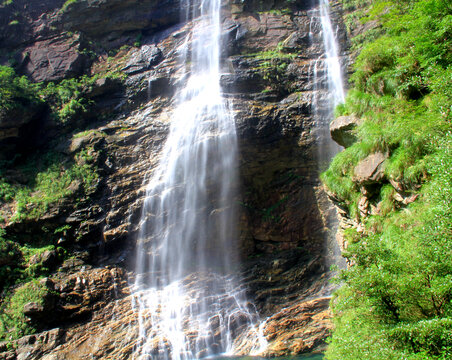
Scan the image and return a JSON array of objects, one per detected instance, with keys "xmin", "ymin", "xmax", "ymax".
[
  {"xmin": 0, "ymin": 101, "xmax": 44, "ymax": 142},
  {"xmin": 0, "ymin": 0, "xmax": 65, "ymax": 50},
  {"xmin": 28, "ymin": 250, "xmax": 57, "ymax": 269},
  {"xmin": 88, "ymin": 77, "xmax": 124, "ymax": 99},
  {"xmin": 23, "ymin": 302, "xmax": 45, "ymax": 317},
  {"xmin": 60, "ymin": 0, "xmax": 182, "ymax": 39}
]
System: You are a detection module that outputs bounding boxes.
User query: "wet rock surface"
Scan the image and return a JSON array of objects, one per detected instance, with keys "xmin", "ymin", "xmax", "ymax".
[{"xmin": 0, "ymin": 0, "xmax": 348, "ymax": 358}]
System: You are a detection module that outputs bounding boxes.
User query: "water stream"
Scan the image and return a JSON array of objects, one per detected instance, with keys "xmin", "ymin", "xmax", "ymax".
[
  {"xmin": 319, "ymin": 0, "xmax": 346, "ymax": 107},
  {"xmin": 131, "ymin": 0, "xmax": 346, "ymax": 358},
  {"xmin": 310, "ymin": 0, "xmax": 346, "ymax": 170},
  {"xmin": 132, "ymin": 0, "xmax": 262, "ymax": 358},
  {"xmin": 310, "ymin": 0, "xmax": 347, "ymax": 272}
]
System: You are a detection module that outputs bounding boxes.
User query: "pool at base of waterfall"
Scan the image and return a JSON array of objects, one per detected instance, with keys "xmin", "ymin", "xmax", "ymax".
[{"xmin": 210, "ymin": 354, "xmax": 324, "ymax": 360}]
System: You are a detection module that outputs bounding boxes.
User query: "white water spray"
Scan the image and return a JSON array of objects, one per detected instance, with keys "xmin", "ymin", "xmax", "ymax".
[
  {"xmin": 310, "ymin": 0, "xmax": 346, "ymax": 170},
  {"xmin": 310, "ymin": 0, "xmax": 348, "ymax": 272},
  {"xmin": 132, "ymin": 0, "xmax": 263, "ymax": 358},
  {"xmin": 319, "ymin": 0, "xmax": 345, "ymax": 106}
]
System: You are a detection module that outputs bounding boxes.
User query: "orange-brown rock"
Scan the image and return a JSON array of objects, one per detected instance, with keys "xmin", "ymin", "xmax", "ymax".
[{"xmin": 262, "ymin": 297, "xmax": 332, "ymax": 356}]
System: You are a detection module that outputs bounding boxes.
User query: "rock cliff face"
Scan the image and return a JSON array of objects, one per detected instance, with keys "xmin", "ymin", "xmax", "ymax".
[{"xmin": 0, "ymin": 0, "xmax": 348, "ymax": 358}]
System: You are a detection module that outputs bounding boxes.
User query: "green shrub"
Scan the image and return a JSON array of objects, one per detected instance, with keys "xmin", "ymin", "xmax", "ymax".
[
  {"xmin": 39, "ymin": 76, "xmax": 94, "ymax": 124},
  {"xmin": 9, "ymin": 150, "xmax": 99, "ymax": 222},
  {"xmin": 0, "ymin": 232, "xmax": 23, "ymax": 291},
  {"xmin": 325, "ymin": 1, "xmax": 452, "ymax": 359},
  {"xmin": 246, "ymin": 42, "xmax": 297, "ymax": 92},
  {"xmin": 38, "ymin": 71, "xmax": 123, "ymax": 124},
  {"xmin": 0, "ymin": 280, "xmax": 48, "ymax": 341},
  {"xmin": 0, "ymin": 146, "xmax": 99, "ymax": 223},
  {"xmin": 60, "ymin": 0, "xmax": 79, "ymax": 13},
  {"xmin": 0, "ymin": 66, "xmax": 41, "ymax": 114},
  {"xmin": 390, "ymin": 319, "xmax": 452, "ymax": 357}
]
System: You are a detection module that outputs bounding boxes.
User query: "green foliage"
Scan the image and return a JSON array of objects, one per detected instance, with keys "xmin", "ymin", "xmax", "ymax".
[
  {"xmin": 389, "ymin": 319, "xmax": 452, "ymax": 356},
  {"xmin": 0, "ymin": 0, "xmax": 13, "ymax": 7},
  {"xmin": 0, "ymin": 230, "xmax": 22, "ymax": 292},
  {"xmin": 39, "ymin": 76, "xmax": 94, "ymax": 124},
  {"xmin": 60, "ymin": 0, "xmax": 79, "ymax": 13},
  {"xmin": 0, "ymin": 145, "xmax": 99, "ymax": 224},
  {"xmin": 251, "ymin": 41, "xmax": 297, "ymax": 65},
  {"xmin": 0, "ymin": 280, "xmax": 48, "ymax": 341},
  {"xmin": 321, "ymin": 139, "xmax": 372, "ymax": 215},
  {"xmin": 340, "ymin": 0, "xmax": 379, "ymax": 53},
  {"xmin": 0, "ymin": 65, "xmax": 122, "ymax": 126},
  {"xmin": 349, "ymin": 27, "xmax": 384, "ymax": 53},
  {"xmin": 351, "ymin": 0, "xmax": 451, "ymax": 103},
  {"xmin": 327, "ymin": 152, "xmax": 452, "ymax": 357},
  {"xmin": 0, "ymin": 228, "xmax": 60, "ymax": 294},
  {"xmin": 341, "ymin": 0, "xmax": 372, "ymax": 11},
  {"xmin": 247, "ymin": 42, "xmax": 297, "ymax": 93},
  {"xmin": 53, "ymin": 225, "xmax": 71, "ymax": 235},
  {"xmin": 38, "ymin": 72, "xmax": 123, "ymax": 124},
  {"xmin": 9, "ymin": 150, "xmax": 98, "ymax": 222},
  {"xmin": 0, "ymin": 179, "xmax": 15, "ymax": 203},
  {"xmin": 134, "ymin": 33, "xmax": 143, "ymax": 48},
  {"xmin": 0, "ymin": 66, "xmax": 41, "ymax": 114},
  {"xmin": 325, "ymin": 1, "xmax": 452, "ymax": 359},
  {"xmin": 258, "ymin": 8, "xmax": 292, "ymax": 16}
]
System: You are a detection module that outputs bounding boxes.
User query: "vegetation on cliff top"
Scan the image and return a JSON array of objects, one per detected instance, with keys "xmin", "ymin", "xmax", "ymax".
[{"xmin": 323, "ymin": 0, "xmax": 451, "ymax": 359}]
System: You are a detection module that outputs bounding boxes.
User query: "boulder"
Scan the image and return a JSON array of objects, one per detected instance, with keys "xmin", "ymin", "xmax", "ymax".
[
  {"xmin": 123, "ymin": 45, "xmax": 163, "ymax": 75},
  {"xmin": 330, "ymin": 115, "xmax": 361, "ymax": 147},
  {"xmin": 67, "ymin": 131, "xmax": 105, "ymax": 154},
  {"xmin": 23, "ymin": 302, "xmax": 45, "ymax": 317},
  {"xmin": 13, "ymin": 328, "xmax": 64, "ymax": 360},
  {"xmin": 20, "ymin": 34, "xmax": 87, "ymax": 82},
  {"xmin": 60, "ymin": 0, "xmax": 181, "ymax": 39},
  {"xmin": 87, "ymin": 77, "xmax": 124, "ymax": 99},
  {"xmin": 354, "ymin": 152, "xmax": 387, "ymax": 184},
  {"xmin": 28, "ymin": 250, "xmax": 57, "ymax": 269}
]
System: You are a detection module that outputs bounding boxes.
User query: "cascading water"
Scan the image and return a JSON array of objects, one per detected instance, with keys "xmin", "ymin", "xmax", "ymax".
[
  {"xmin": 310, "ymin": 0, "xmax": 347, "ymax": 270},
  {"xmin": 132, "ymin": 0, "xmax": 263, "ymax": 358},
  {"xmin": 319, "ymin": 0, "xmax": 345, "ymax": 107},
  {"xmin": 310, "ymin": 0, "xmax": 346, "ymax": 169}
]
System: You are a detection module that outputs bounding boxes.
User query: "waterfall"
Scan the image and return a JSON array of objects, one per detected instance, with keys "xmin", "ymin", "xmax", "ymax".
[
  {"xmin": 319, "ymin": 0, "xmax": 345, "ymax": 106},
  {"xmin": 310, "ymin": 0, "xmax": 347, "ymax": 271},
  {"xmin": 132, "ymin": 0, "xmax": 262, "ymax": 358},
  {"xmin": 310, "ymin": 0, "xmax": 346, "ymax": 170}
]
